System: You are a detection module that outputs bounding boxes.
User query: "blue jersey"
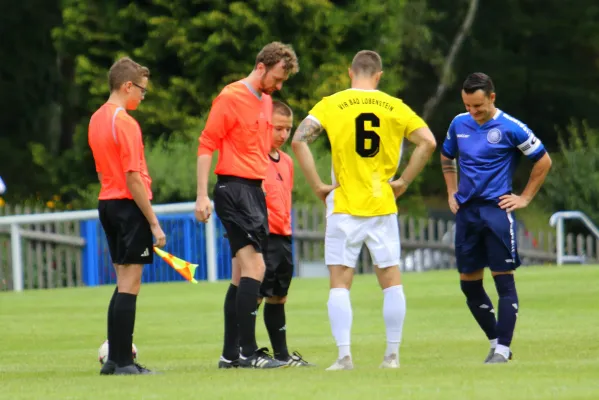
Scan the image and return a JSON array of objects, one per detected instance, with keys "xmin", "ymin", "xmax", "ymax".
[{"xmin": 442, "ymin": 109, "xmax": 546, "ymax": 205}]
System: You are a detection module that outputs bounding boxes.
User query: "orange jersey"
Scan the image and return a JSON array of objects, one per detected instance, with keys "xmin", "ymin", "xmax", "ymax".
[
  {"xmin": 198, "ymin": 81, "xmax": 273, "ymax": 180},
  {"xmin": 265, "ymin": 151, "xmax": 293, "ymax": 236},
  {"xmin": 88, "ymin": 103, "xmax": 152, "ymax": 200}
]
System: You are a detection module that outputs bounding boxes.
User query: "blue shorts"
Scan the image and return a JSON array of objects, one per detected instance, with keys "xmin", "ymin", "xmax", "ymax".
[{"xmin": 454, "ymin": 201, "xmax": 521, "ymax": 274}]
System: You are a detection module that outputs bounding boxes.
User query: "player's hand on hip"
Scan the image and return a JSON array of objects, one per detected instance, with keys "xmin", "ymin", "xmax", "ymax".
[
  {"xmin": 448, "ymin": 194, "xmax": 460, "ymax": 214},
  {"xmin": 195, "ymin": 195, "xmax": 212, "ymax": 223},
  {"xmin": 390, "ymin": 178, "xmax": 409, "ymax": 199},
  {"xmin": 151, "ymin": 223, "xmax": 167, "ymax": 248},
  {"xmin": 499, "ymin": 194, "xmax": 530, "ymax": 212},
  {"xmin": 315, "ymin": 183, "xmax": 338, "ymax": 202}
]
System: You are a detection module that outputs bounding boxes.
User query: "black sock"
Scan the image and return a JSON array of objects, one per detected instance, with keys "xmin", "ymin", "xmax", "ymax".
[
  {"xmin": 222, "ymin": 284, "xmax": 239, "ymax": 360},
  {"xmin": 494, "ymin": 274, "xmax": 519, "ymax": 347},
  {"xmin": 264, "ymin": 303, "xmax": 289, "ymax": 359},
  {"xmin": 107, "ymin": 286, "xmax": 118, "ymax": 362},
  {"xmin": 253, "ymin": 302, "xmax": 262, "ymax": 350},
  {"xmin": 460, "ymin": 280, "xmax": 498, "ymax": 341},
  {"xmin": 237, "ymin": 277, "xmax": 261, "ymax": 357},
  {"xmin": 114, "ymin": 293, "xmax": 137, "ymax": 367}
]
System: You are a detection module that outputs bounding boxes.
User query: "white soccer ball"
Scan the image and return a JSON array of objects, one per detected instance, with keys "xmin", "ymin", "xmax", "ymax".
[{"xmin": 98, "ymin": 340, "xmax": 138, "ymax": 365}]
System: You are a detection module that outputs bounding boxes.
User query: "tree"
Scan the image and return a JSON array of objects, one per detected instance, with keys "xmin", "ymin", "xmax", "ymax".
[
  {"xmin": 50, "ymin": 0, "xmax": 434, "ymax": 206},
  {"xmin": 421, "ymin": 0, "xmax": 478, "ymax": 122},
  {"xmin": 0, "ymin": 0, "xmax": 62, "ymax": 199},
  {"xmin": 542, "ymin": 122, "xmax": 599, "ymax": 224}
]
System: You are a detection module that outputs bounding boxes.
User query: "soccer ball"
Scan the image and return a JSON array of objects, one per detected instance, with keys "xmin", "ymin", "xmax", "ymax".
[{"xmin": 98, "ymin": 340, "xmax": 138, "ymax": 365}]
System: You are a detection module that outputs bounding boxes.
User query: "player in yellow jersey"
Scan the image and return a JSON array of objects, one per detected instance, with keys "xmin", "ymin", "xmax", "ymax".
[{"xmin": 291, "ymin": 50, "xmax": 437, "ymax": 370}]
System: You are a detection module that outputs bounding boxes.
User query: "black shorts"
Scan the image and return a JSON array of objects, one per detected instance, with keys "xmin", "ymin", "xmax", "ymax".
[
  {"xmin": 213, "ymin": 175, "xmax": 269, "ymax": 256},
  {"xmin": 260, "ymin": 234, "xmax": 294, "ymax": 298},
  {"xmin": 98, "ymin": 199, "xmax": 154, "ymax": 265}
]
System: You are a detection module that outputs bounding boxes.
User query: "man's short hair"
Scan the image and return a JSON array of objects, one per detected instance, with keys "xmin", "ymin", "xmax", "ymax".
[
  {"xmin": 255, "ymin": 42, "xmax": 300, "ymax": 75},
  {"xmin": 108, "ymin": 57, "xmax": 150, "ymax": 92},
  {"xmin": 272, "ymin": 101, "xmax": 293, "ymax": 117},
  {"xmin": 350, "ymin": 50, "xmax": 383, "ymax": 77},
  {"xmin": 462, "ymin": 73, "xmax": 495, "ymax": 96}
]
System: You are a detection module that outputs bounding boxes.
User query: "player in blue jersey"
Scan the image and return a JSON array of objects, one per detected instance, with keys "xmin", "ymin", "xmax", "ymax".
[{"xmin": 441, "ymin": 72, "xmax": 552, "ymax": 364}]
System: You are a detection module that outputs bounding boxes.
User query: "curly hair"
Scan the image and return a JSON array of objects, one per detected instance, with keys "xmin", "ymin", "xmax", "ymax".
[{"xmin": 255, "ymin": 42, "xmax": 299, "ymax": 75}]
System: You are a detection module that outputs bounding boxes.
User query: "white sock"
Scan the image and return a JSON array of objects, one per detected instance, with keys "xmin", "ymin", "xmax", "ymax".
[
  {"xmin": 489, "ymin": 339, "xmax": 498, "ymax": 348},
  {"xmin": 328, "ymin": 288, "xmax": 352, "ymax": 360},
  {"xmin": 383, "ymin": 285, "xmax": 406, "ymax": 357},
  {"xmin": 338, "ymin": 345, "xmax": 351, "ymax": 359},
  {"xmin": 495, "ymin": 344, "xmax": 510, "ymax": 359}
]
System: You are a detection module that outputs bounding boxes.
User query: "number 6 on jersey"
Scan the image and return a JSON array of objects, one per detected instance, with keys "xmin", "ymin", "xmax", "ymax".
[{"xmin": 355, "ymin": 113, "xmax": 381, "ymax": 158}]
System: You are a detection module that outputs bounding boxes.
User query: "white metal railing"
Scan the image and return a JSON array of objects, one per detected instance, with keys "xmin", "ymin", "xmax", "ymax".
[
  {"xmin": 0, "ymin": 202, "xmax": 216, "ymax": 292},
  {"xmin": 549, "ymin": 211, "xmax": 599, "ymax": 265}
]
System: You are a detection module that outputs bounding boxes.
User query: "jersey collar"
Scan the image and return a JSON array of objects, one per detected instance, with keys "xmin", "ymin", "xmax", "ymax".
[
  {"xmin": 241, "ymin": 80, "xmax": 262, "ymax": 100},
  {"xmin": 347, "ymin": 88, "xmax": 379, "ymax": 92}
]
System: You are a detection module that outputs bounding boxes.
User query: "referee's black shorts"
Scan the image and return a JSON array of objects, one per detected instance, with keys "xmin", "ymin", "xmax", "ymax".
[
  {"xmin": 213, "ymin": 175, "xmax": 269, "ymax": 256},
  {"xmin": 260, "ymin": 234, "xmax": 294, "ymax": 298},
  {"xmin": 98, "ymin": 199, "xmax": 154, "ymax": 265}
]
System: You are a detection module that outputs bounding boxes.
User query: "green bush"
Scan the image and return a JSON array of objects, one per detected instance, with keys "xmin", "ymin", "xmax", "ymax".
[{"xmin": 542, "ymin": 121, "xmax": 599, "ymax": 224}]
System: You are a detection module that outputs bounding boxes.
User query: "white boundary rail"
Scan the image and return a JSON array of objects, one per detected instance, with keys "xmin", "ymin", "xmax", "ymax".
[
  {"xmin": 549, "ymin": 211, "xmax": 599, "ymax": 265},
  {"xmin": 0, "ymin": 202, "xmax": 216, "ymax": 292}
]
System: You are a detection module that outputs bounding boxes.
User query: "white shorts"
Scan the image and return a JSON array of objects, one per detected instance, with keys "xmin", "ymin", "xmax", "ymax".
[{"xmin": 325, "ymin": 213, "xmax": 401, "ymax": 268}]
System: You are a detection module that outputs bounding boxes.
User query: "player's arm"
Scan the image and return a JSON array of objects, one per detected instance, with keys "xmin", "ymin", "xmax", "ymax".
[
  {"xmin": 440, "ymin": 154, "xmax": 458, "ymax": 196},
  {"xmin": 117, "ymin": 121, "xmax": 164, "ymax": 246},
  {"xmin": 197, "ymin": 96, "xmax": 228, "ymax": 198},
  {"xmin": 126, "ymin": 171, "xmax": 158, "ymax": 226},
  {"xmin": 499, "ymin": 129, "xmax": 552, "ymax": 212},
  {"xmin": 391, "ymin": 126, "xmax": 437, "ymax": 197},
  {"xmin": 520, "ymin": 152, "xmax": 552, "ymax": 202},
  {"xmin": 291, "ymin": 116, "xmax": 335, "ymax": 202},
  {"xmin": 196, "ymin": 95, "xmax": 230, "ymax": 221},
  {"xmin": 196, "ymin": 155, "xmax": 212, "ymax": 198},
  {"xmin": 439, "ymin": 119, "xmax": 459, "ymax": 213}
]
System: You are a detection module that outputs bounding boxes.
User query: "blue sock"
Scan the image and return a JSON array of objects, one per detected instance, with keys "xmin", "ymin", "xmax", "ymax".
[
  {"xmin": 460, "ymin": 280, "xmax": 497, "ymax": 341},
  {"xmin": 493, "ymin": 274, "xmax": 519, "ymax": 347}
]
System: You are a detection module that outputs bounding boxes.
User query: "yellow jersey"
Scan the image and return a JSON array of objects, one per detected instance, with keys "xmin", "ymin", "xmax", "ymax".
[{"xmin": 308, "ymin": 88, "xmax": 427, "ymax": 216}]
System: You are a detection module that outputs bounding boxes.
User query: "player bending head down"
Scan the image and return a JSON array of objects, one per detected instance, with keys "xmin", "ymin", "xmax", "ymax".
[
  {"xmin": 196, "ymin": 42, "xmax": 300, "ymax": 369},
  {"xmin": 89, "ymin": 56, "xmax": 166, "ymax": 375},
  {"xmin": 441, "ymin": 72, "xmax": 552, "ymax": 364}
]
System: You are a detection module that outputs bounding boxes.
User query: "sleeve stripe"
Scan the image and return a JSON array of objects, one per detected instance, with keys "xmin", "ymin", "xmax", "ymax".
[{"xmin": 111, "ymin": 107, "xmax": 125, "ymax": 144}]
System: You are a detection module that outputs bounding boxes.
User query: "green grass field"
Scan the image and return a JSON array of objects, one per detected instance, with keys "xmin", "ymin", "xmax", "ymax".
[{"xmin": 1, "ymin": 265, "xmax": 598, "ymax": 400}]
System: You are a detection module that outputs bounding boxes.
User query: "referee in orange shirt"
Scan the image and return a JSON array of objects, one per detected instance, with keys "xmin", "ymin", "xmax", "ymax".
[
  {"xmin": 255, "ymin": 101, "xmax": 313, "ymax": 367},
  {"xmin": 88, "ymin": 57, "xmax": 166, "ymax": 375},
  {"xmin": 195, "ymin": 42, "xmax": 299, "ymax": 369}
]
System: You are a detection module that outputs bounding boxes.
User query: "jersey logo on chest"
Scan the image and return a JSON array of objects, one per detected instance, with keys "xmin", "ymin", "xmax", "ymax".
[{"xmin": 487, "ymin": 128, "xmax": 502, "ymax": 144}]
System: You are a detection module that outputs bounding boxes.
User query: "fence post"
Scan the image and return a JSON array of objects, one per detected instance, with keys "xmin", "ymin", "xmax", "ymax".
[
  {"xmin": 556, "ymin": 217, "xmax": 564, "ymax": 265},
  {"xmin": 206, "ymin": 215, "xmax": 217, "ymax": 282},
  {"xmin": 11, "ymin": 223, "xmax": 23, "ymax": 292}
]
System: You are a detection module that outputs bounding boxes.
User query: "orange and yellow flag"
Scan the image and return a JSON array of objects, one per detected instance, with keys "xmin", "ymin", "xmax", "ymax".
[{"xmin": 153, "ymin": 247, "xmax": 199, "ymax": 284}]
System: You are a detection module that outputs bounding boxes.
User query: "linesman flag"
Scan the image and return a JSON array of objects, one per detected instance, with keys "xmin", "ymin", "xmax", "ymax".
[{"xmin": 153, "ymin": 247, "xmax": 199, "ymax": 284}]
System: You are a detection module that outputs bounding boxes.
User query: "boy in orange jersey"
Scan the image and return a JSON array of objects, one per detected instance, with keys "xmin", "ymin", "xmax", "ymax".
[
  {"xmin": 195, "ymin": 42, "xmax": 299, "ymax": 369},
  {"xmin": 254, "ymin": 101, "xmax": 313, "ymax": 367},
  {"xmin": 88, "ymin": 57, "xmax": 166, "ymax": 376}
]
